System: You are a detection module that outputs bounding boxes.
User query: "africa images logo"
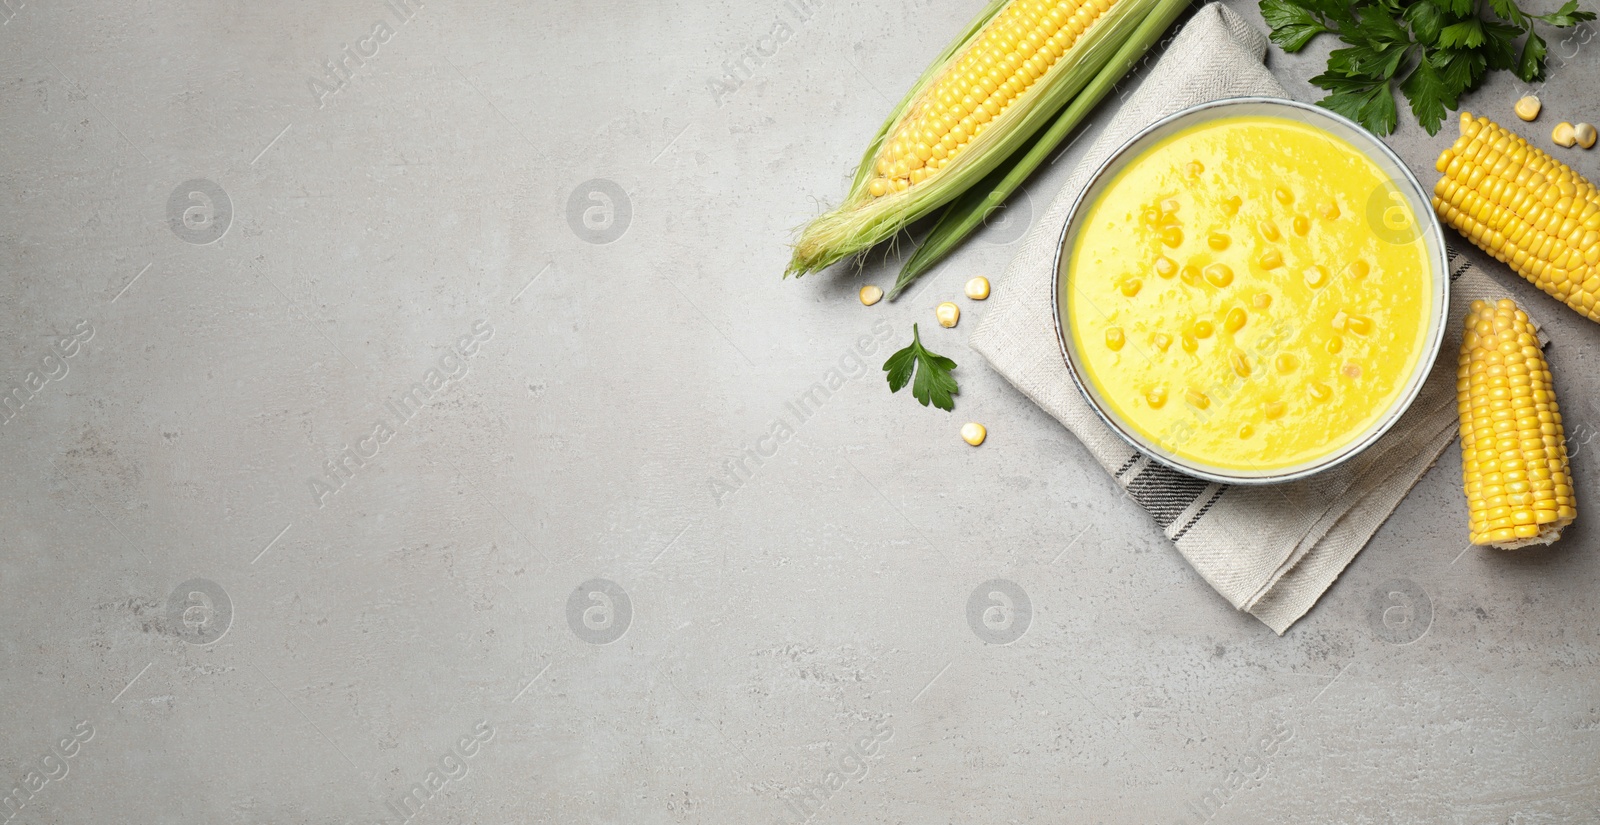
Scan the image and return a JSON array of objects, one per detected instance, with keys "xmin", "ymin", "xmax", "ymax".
[
  {"xmin": 0, "ymin": 720, "xmax": 94, "ymax": 824},
  {"xmin": 307, "ymin": 319, "xmax": 493, "ymax": 508},
  {"xmin": 1172, "ymin": 718, "xmax": 1293, "ymax": 824},
  {"xmin": 165, "ymin": 578, "xmax": 233, "ymax": 645},
  {"xmin": 307, "ymin": 0, "xmax": 424, "ymax": 109},
  {"xmin": 379, "ymin": 720, "xmax": 494, "ymax": 824},
  {"xmin": 706, "ymin": 0, "xmax": 822, "ymax": 107},
  {"xmin": 710, "ymin": 319, "xmax": 893, "ymax": 505},
  {"xmin": 774, "ymin": 719, "xmax": 892, "ymax": 825},
  {"xmin": 0, "ymin": 319, "xmax": 93, "ymax": 428}
]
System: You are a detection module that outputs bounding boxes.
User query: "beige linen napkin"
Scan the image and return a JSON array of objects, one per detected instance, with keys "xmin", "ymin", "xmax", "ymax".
[{"xmin": 969, "ymin": 2, "xmax": 1535, "ymax": 633}]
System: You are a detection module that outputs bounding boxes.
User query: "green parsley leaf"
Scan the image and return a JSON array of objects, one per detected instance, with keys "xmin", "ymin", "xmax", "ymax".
[
  {"xmin": 1260, "ymin": 0, "xmax": 1593, "ymax": 136},
  {"xmin": 1434, "ymin": 46, "xmax": 1488, "ymax": 91},
  {"xmin": 1313, "ymin": 71, "xmax": 1398, "ymax": 132},
  {"xmin": 1489, "ymin": 0, "xmax": 1529, "ymax": 28},
  {"xmin": 882, "ymin": 323, "xmax": 959, "ymax": 412},
  {"xmin": 1404, "ymin": 2, "xmax": 1446, "ymax": 45},
  {"xmin": 1531, "ymin": 0, "xmax": 1597, "ymax": 27},
  {"xmin": 1328, "ymin": 42, "xmax": 1408, "ymax": 78},
  {"xmin": 1378, "ymin": 42, "xmax": 1411, "ymax": 78},
  {"xmin": 1316, "ymin": 87, "xmax": 1376, "ymax": 123},
  {"xmin": 1517, "ymin": 30, "xmax": 1549, "ymax": 81},
  {"xmin": 1359, "ymin": 83, "xmax": 1400, "ymax": 134},
  {"xmin": 1356, "ymin": 5, "xmax": 1411, "ymax": 45},
  {"xmin": 1262, "ymin": 0, "xmax": 1329, "ymax": 51},
  {"xmin": 1300, "ymin": 0, "xmax": 1352, "ymax": 18},
  {"xmin": 1401, "ymin": 58, "xmax": 1451, "ymax": 134},
  {"xmin": 1439, "ymin": 18, "xmax": 1487, "ymax": 48},
  {"xmin": 1321, "ymin": 2, "xmax": 1362, "ymax": 31},
  {"xmin": 1481, "ymin": 20, "xmax": 1524, "ymax": 69},
  {"xmin": 1309, "ymin": 71, "xmax": 1381, "ymax": 95}
]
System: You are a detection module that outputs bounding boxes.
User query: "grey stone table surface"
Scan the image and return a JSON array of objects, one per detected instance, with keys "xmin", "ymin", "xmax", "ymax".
[{"xmin": 1, "ymin": 0, "xmax": 1597, "ymax": 822}]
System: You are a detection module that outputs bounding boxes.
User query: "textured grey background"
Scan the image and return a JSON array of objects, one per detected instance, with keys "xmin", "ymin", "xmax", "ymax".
[{"xmin": 1, "ymin": 0, "xmax": 1598, "ymax": 823}]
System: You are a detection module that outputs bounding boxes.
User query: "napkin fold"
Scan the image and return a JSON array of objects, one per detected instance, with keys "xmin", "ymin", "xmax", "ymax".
[{"xmin": 969, "ymin": 3, "xmax": 1535, "ymax": 633}]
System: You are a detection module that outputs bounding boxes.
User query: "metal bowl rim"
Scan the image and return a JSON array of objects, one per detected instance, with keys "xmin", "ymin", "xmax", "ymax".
[{"xmin": 1049, "ymin": 96, "xmax": 1451, "ymax": 486}]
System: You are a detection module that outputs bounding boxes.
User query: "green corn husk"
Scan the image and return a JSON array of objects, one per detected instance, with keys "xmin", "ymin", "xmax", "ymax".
[
  {"xmin": 889, "ymin": 0, "xmax": 1191, "ymax": 299},
  {"xmin": 785, "ymin": 0, "xmax": 1163, "ymax": 278}
]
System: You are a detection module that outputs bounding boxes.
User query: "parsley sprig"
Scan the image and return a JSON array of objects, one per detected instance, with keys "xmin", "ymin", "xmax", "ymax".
[
  {"xmin": 1261, "ymin": 0, "xmax": 1595, "ymax": 135},
  {"xmin": 884, "ymin": 323, "xmax": 959, "ymax": 411}
]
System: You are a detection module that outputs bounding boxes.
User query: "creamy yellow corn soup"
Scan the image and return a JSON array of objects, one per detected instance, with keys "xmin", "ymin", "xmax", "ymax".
[{"xmin": 1066, "ymin": 115, "xmax": 1434, "ymax": 472}]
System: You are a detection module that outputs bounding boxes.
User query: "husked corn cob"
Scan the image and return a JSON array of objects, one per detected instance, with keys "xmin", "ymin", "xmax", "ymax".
[
  {"xmin": 1456, "ymin": 298, "xmax": 1575, "ymax": 549},
  {"xmin": 1433, "ymin": 112, "xmax": 1600, "ymax": 322},
  {"xmin": 787, "ymin": 0, "xmax": 1162, "ymax": 277}
]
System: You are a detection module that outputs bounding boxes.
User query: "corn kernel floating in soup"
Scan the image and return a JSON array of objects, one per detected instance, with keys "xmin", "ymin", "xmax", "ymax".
[{"xmin": 1066, "ymin": 116, "xmax": 1434, "ymax": 472}]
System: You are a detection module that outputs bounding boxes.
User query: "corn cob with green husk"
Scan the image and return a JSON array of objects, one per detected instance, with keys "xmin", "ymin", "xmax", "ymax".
[
  {"xmin": 892, "ymin": 0, "xmax": 1188, "ymax": 297},
  {"xmin": 785, "ymin": 0, "xmax": 1185, "ymax": 278}
]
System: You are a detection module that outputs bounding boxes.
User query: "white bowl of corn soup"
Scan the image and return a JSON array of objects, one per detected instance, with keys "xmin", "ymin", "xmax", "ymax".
[{"xmin": 1053, "ymin": 98, "xmax": 1450, "ymax": 484}]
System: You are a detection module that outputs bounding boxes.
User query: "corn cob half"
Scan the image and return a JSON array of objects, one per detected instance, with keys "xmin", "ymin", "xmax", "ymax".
[
  {"xmin": 1457, "ymin": 298, "xmax": 1575, "ymax": 549},
  {"xmin": 1434, "ymin": 112, "xmax": 1600, "ymax": 322},
  {"xmin": 786, "ymin": 0, "xmax": 1166, "ymax": 277}
]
